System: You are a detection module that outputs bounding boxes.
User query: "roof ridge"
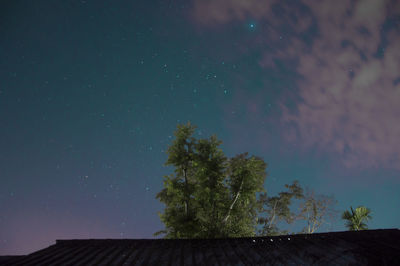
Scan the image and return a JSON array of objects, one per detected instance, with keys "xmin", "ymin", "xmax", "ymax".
[{"xmin": 55, "ymin": 228, "xmax": 400, "ymax": 245}]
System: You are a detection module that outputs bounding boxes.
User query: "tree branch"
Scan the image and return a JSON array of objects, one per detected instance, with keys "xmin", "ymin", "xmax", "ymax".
[
  {"xmin": 268, "ymin": 198, "xmax": 280, "ymax": 229},
  {"xmin": 183, "ymin": 168, "xmax": 189, "ymax": 218},
  {"xmin": 223, "ymin": 179, "xmax": 244, "ymax": 223}
]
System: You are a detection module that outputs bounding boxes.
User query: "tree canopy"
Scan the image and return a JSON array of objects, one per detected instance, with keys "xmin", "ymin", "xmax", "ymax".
[
  {"xmin": 296, "ymin": 188, "xmax": 338, "ymax": 234},
  {"xmin": 155, "ymin": 121, "xmax": 267, "ymax": 238},
  {"xmin": 342, "ymin": 206, "xmax": 372, "ymax": 231},
  {"xmin": 155, "ymin": 121, "xmax": 340, "ymax": 238},
  {"xmin": 257, "ymin": 180, "xmax": 304, "ymax": 236}
]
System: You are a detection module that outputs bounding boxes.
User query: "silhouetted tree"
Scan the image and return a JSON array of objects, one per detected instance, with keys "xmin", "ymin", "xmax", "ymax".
[
  {"xmin": 257, "ymin": 180, "xmax": 304, "ymax": 236},
  {"xmin": 296, "ymin": 188, "xmax": 339, "ymax": 234}
]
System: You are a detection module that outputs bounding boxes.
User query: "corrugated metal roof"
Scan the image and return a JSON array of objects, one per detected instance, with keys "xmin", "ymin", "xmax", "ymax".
[{"xmin": 2, "ymin": 229, "xmax": 400, "ymax": 265}]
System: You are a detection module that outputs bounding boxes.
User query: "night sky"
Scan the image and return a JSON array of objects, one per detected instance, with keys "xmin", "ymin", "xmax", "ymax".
[{"xmin": 1, "ymin": 0, "xmax": 400, "ymax": 255}]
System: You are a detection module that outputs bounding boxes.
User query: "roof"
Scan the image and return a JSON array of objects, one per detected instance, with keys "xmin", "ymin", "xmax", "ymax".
[
  {"xmin": 2, "ymin": 229, "xmax": 400, "ymax": 265},
  {"xmin": 0, "ymin": 256, "xmax": 24, "ymax": 264}
]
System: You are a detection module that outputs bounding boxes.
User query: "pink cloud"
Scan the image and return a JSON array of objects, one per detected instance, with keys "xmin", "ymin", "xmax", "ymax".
[
  {"xmin": 281, "ymin": 0, "xmax": 400, "ymax": 169},
  {"xmin": 192, "ymin": 0, "xmax": 400, "ymax": 170}
]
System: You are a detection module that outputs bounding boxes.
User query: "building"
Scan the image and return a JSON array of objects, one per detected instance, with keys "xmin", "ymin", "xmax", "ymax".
[{"xmin": 1, "ymin": 229, "xmax": 400, "ymax": 265}]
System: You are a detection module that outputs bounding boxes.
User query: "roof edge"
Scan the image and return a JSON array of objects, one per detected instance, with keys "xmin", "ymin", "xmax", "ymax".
[{"xmin": 55, "ymin": 228, "xmax": 400, "ymax": 245}]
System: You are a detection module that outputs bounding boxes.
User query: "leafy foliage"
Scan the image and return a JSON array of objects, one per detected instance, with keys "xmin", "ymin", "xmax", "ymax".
[
  {"xmin": 155, "ymin": 122, "xmax": 267, "ymax": 238},
  {"xmin": 156, "ymin": 122, "xmax": 341, "ymax": 238},
  {"xmin": 222, "ymin": 153, "xmax": 267, "ymax": 237},
  {"xmin": 342, "ymin": 206, "xmax": 372, "ymax": 231}
]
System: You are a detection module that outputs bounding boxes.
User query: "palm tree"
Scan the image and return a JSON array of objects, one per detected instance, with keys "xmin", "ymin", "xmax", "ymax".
[{"xmin": 341, "ymin": 206, "xmax": 372, "ymax": 231}]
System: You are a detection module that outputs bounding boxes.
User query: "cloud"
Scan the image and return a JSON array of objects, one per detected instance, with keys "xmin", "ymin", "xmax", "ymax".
[
  {"xmin": 281, "ymin": 0, "xmax": 400, "ymax": 169},
  {"xmin": 192, "ymin": 0, "xmax": 400, "ymax": 170}
]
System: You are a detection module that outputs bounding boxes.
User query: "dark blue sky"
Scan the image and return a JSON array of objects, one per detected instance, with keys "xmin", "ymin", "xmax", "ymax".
[{"xmin": 1, "ymin": 0, "xmax": 400, "ymax": 255}]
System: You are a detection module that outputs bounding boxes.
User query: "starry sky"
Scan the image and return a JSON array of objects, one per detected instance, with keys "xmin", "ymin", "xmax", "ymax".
[{"xmin": 1, "ymin": 0, "xmax": 400, "ymax": 255}]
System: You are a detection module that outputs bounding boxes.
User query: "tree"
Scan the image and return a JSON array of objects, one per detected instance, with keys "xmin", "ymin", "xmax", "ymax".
[
  {"xmin": 257, "ymin": 182, "xmax": 340, "ymax": 236},
  {"xmin": 296, "ymin": 188, "xmax": 339, "ymax": 234},
  {"xmin": 221, "ymin": 152, "xmax": 267, "ymax": 237},
  {"xmin": 154, "ymin": 121, "xmax": 200, "ymax": 238},
  {"xmin": 257, "ymin": 180, "xmax": 304, "ymax": 236},
  {"xmin": 155, "ymin": 122, "xmax": 268, "ymax": 238},
  {"xmin": 189, "ymin": 135, "xmax": 230, "ymax": 237},
  {"xmin": 342, "ymin": 206, "xmax": 372, "ymax": 231}
]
